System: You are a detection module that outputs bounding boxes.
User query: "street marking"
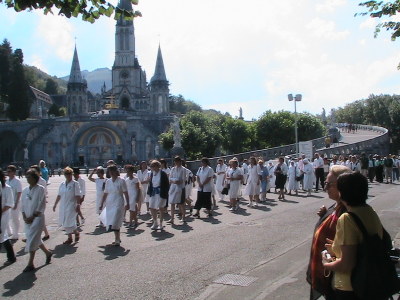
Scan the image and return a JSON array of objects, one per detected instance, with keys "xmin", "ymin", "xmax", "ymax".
[{"xmin": 213, "ymin": 274, "xmax": 258, "ymax": 287}]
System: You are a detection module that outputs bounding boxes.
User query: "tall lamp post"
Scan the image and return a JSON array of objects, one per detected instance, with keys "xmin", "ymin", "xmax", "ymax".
[{"xmin": 288, "ymin": 93, "xmax": 302, "ymax": 158}]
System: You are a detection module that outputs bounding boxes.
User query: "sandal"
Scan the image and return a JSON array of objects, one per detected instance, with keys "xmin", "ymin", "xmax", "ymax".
[
  {"xmin": 112, "ymin": 240, "xmax": 121, "ymax": 246},
  {"xmin": 75, "ymin": 232, "xmax": 80, "ymax": 242},
  {"xmin": 192, "ymin": 213, "xmax": 200, "ymax": 218},
  {"xmin": 63, "ymin": 239, "xmax": 73, "ymax": 245},
  {"xmin": 42, "ymin": 235, "xmax": 50, "ymax": 241}
]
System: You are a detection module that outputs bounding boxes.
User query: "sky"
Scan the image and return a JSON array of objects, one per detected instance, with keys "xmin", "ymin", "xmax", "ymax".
[{"xmin": 1, "ymin": 0, "xmax": 400, "ymax": 120}]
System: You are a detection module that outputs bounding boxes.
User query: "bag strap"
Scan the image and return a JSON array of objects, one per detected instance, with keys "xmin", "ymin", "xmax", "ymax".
[{"xmin": 348, "ymin": 212, "xmax": 369, "ymax": 238}]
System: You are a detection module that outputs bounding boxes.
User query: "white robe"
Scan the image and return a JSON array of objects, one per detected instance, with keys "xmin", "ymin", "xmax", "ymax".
[
  {"xmin": 303, "ymin": 164, "xmax": 314, "ymax": 190},
  {"xmin": 215, "ymin": 164, "xmax": 227, "ymax": 192},
  {"xmin": 227, "ymin": 167, "xmax": 243, "ymax": 199},
  {"xmin": 95, "ymin": 178, "xmax": 106, "ymax": 214},
  {"xmin": 244, "ymin": 164, "xmax": 260, "ymax": 196},
  {"xmin": 169, "ymin": 166, "xmax": 185, "ymax": 205},
  {"xmin": 104, "ymin": 177, "xmax": 127, "ymax": 230},
  {"xmin": 21, "ymin": 185, "xmax": 46, "ymax": 252},
  {"xmin": 287, "ymin": 165, "xmax": 300, "ymax": 190},
  {"xmin": 6, "ymin": 177, "xmax": 22, "ymax": 240},
  {"xmin": 267, "ymin": 165, "xmax": 276, "ymax": 188},
  {"xmin": 0, "ymin": 185, "xmax": 14, "ymax": 243},
  {"xmin": 137, "ymin": 169, "xmax": 150, "ymax": 203},
  {"xmin": 57, "ymin": 180, "xmax": 80, "ymax": 233},
  {"xmin": 125, "ymin": 176, "xmax": 139, "ymax": 211}
]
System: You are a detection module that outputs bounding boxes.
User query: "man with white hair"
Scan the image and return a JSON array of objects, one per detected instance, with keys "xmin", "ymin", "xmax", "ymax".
[{"xmin": 313, "ymin": 153, "xmax": 325, "ymax": 191}]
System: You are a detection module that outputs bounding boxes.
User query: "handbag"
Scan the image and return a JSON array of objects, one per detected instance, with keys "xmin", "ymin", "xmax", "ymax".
[
  {"xmin": 222, "ymin": 184, "xmax": 230, "ymax": 195},
  {"xmin": 296, "ymin": 173, "xmax": 304, "ymax": 181}
]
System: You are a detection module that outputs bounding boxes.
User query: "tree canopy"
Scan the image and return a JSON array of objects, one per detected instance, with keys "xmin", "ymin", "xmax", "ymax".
[
  {"xmin": 1, "ymin": 0, "xmax": 141, "ymax": 23},
  {"xmin": 331, "ymin": 94, "xmax": 400, "ymax": 151}
]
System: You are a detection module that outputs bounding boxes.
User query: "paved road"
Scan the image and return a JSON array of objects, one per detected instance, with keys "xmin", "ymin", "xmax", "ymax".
[{"xmin": 1, "ymin": 173, "xmax": 399, "ymax": 300}]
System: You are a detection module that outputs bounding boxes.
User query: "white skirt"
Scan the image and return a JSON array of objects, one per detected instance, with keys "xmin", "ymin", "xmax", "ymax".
[
  {"xmin": 168, "ymin": 184, "xmax": 182, "ymax": 205},
  {"xmin": 243, "ymin": 181, "xmax": 260, "ymax": 196},
  {"xmin": 149, "ymin": 194, "xmax": 167, "ymax": 209}
]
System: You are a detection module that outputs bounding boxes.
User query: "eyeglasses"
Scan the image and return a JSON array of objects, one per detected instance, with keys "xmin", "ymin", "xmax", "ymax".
[{"xmin": 324, "ymin": 181, "xmax": 336, "ymax": 188}]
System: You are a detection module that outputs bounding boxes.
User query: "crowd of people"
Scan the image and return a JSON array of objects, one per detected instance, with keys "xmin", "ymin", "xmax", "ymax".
[{"xmin": 0, "ymin": 152, "xmax": 398, "ymax": 277}]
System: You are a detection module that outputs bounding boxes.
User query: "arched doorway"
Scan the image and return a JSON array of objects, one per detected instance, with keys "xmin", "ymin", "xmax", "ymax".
[
  {"xmin": 0, "ymin": 131, "xmax": 22, "ymax": 165},
  {"xmin": 76, "ymin": 127, "xmax": 123, "ymax": 166}
]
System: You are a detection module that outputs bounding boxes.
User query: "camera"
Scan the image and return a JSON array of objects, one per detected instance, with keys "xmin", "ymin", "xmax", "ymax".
[{"xmin": 321, "ymin": 250, "xmax": 332, "ymax": 262}]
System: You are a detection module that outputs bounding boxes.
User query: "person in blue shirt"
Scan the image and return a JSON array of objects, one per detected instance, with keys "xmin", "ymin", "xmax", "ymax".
[{"xmin": 39, "ymin": 160, "xmax": 49, "ymax": 183}]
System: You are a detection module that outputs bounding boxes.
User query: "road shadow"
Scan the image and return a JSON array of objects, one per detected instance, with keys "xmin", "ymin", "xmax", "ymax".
[
  {"xmin": 2, "ymin": 265, "xmax": 46, "ymax": 297},
  {"xmin": 254, "ymin": 205, "xmax": 271, "ymax": 212},
  {"xmin": 264, "ymin": 201, "xmax": 278, "ymax": 206},
  {"xmin": 125, "ymin": 228, "xmax": 145, "ymax": 237},
  {"xmin": 306, "ymin": 194, "xmax": 325, "ymax": 199},
  {"xmin": 98, "ymin": 245, "xmax": 130, "ymax": 261},
  {"xmin": 278, "ymin": 199, "xmax": 299, "ymax": 204},
  {"xmin": 171, "ymin": 222, "xmax": 193, "ymax": 233},
  {"xmin": 85, "ymin": 227, "xmax": 107, "ymax": 236},
  {"xmin": 52, "ymin": 243, "xmax": 78, "ymax": 259},
  {"xmin": 150, "ymin": 230, "xmax": 174, "ymax": 241},
  {"xmin": 234, "ymin": 208, "xmax": 251, "ymax": 216},
  {"xmin": 200, "ymin": 216, "xmax": 221, "ymax": 225}
]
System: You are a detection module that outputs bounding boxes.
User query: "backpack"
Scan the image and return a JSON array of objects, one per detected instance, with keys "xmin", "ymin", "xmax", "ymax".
[{"xmin": 348, "ymin": 212, "xmax": 400, "ymax": 300}]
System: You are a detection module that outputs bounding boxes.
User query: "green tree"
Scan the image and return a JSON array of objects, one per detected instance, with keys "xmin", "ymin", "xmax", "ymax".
[
  {"xmin": 2, "ymin": 0, "xmax": 142, "ymax": 23},
  {"xmin": 0, "ymin": 39, "xmax": 12, "ymax": 103},
  {"xmin": 169, "ymin": 94, "xmax": 202, "ymax": 114},
  {"xmin": 7, "ymin": 49, "xmax": 31, "ymax": 121},
  {"xmin": 221, "ymin": 117, "xmax": 251, "ymax": 154},
  {"xmin": 48, "ymin": 103, "xmax": 64, "ymax": 116},
  {"xmin": 44, "ymin": 78, "xmax": 58, "ymax": 95}
]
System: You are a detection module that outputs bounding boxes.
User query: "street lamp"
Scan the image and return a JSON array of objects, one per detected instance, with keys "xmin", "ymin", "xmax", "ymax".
[{"xmin": 288, "ymin": 93, "xmax": 302, "ymax": 158}]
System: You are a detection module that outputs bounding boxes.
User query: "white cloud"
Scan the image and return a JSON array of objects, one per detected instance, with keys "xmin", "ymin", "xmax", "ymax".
[
  {"xmin": 306, "ymin": 18, "xmax": 350, "ymax": 40},
  {"xmin": 27, "ymin": 54, "xmax": 48, "ymax": 73},
  {"xmin": 359, "ymin": 17, "xmax": 376, "ymax": 29},
  {"xmin": 35, "ymin": 12, "xmax": 74, "ymax": 62},
  {"xmin": 316, "ymin": 0, "xmax": 347, "ymax": 13}
]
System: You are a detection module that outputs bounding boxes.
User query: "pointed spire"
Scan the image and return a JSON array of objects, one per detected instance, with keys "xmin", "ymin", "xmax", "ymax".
[
  {"xmin": 150, "ymin": 45, "xmax": 167, "ymax": 84},
  {"xmin": 69, "ymin": 45, "xmax": 83, "ymax": 84},
  {"xmin": 117, "ymin": 0, "xmax": 133, "ymax": 11}
]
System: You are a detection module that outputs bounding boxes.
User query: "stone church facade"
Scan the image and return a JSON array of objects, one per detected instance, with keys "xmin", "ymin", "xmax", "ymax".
[{"xmin": 0, "ymin": 0, "xmax": 172, "ymax": 167}]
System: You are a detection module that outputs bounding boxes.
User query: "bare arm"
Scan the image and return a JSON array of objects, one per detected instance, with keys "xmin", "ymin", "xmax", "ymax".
[
  {"xmin": 13, "ymin": 192, "xmax": 22, "ymax": 209},
  {"xmin": 53, "ymin": 195, "xmax": 61, "ymax": 212},
  {"xmin": 99, "ymin": 193, "xmax": 108, "ymax": 210},
  {"xmin": 88, "ymin": 168, "xmax": 97, "ymax": 182},
  {"xmin": 323, "ymin": 244, "xmax": 357, "ymax": 273}
]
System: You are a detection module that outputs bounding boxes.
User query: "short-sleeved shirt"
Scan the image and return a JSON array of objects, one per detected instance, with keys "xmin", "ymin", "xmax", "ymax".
[
  {"xmin": 196, "ymin": 166, "xmax": 214, "ymax": 192},
  {"xmin": 332, "ymin": 205, "xmax": 382, "ymax": 291},
  {"xmin": 6, "ymin": 177, "xmax": 22, "ymax": 203},
  {"xmin": 77, "ymin": 177, "xmax": 86, "ymax": 196}
]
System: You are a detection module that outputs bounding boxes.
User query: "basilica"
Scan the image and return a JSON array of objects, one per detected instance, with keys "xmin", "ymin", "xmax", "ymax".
[{"xmin": 0, "ymin": 0, "xmax": 173, "ymax": 167}]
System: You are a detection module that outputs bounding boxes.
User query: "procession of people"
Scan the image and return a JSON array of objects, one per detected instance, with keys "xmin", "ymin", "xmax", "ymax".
[{"xmin": 0, "ymin": 152, "xmax": 398, "ymax": 274}]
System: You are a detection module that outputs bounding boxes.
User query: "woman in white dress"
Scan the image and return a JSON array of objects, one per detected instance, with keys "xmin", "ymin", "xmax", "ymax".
[
  {"xmin": 21, "ymin": 168, "xmax": 52, "ymax": 272},
  {"xmin": 147, "ymin": 160, "xmax": 169, "ymax": 230},
  {"xmin": 168, "ymin": 156, "xmax": 187, "ymax": 224},
  {"xmin": 182, "ymin": 160, "xmax": 194, "ymax": 214},
  {"xmin": 302, "ymin": 159, "xmax": 314, "ymax": 196},
  {"xmin": 193, "ymin": 158, "xmax": 214, "ymax": 218},
  {"xmin": 0, "ymin": 169, "xmax": 16, "ymax": 265},
  {"xmin": 287, "ymin": 161, "xmax": 299, "ymax": 195},
  {"xmin": 99, "ymin": 165, "xmax": 129, "ymax": 246},
  {"xmin": 88, "ymin": 166, "xmax": 106, "ymax": 228},
  {"xmin": 137, "ymin": 161, "xmax": 150, "ymax": 215},
  {"xmin": 53, "ymin": 167, "xmax": 81, "ymax": 244},
  {"xmin": 125, "ymin": 165, "xmax": 140, "ymax": 228},
  {"xmin": 226, "ymin": 160, "xmax": 243, "ymax": 211},
  {"xmin": 244, "ymin": 157, "xmax": 260, "ymax": 207},
  {"xmin": 215, "ymin": 159, "xmax": 227, "ymax": 201},
  {"xmin": 267, "ymin": 161, "xmax": 276, "ymax": 192}
]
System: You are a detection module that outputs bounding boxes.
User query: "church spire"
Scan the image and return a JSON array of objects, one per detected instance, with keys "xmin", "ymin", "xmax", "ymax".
[
  {"xmin": 69, "ymin": 45, "xmax": 83, "ymax": 84},
  {"xmin": 150, "ymin": 45, "xmax": 167, "ymax": 84},
  {"xmin": 117, "ymin": 0, "xmax": 133, "ymax": 11}
]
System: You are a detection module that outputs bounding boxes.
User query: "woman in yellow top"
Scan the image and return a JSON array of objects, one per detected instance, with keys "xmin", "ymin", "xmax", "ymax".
[{"xmin": 322, "ymin": 172, "xmax": 383, "ymax": 299}]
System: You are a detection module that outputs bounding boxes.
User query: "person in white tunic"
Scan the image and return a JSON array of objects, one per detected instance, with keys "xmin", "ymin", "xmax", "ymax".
[
  {"xmin": 88, "ymin": 166, "xmax": 106, "ymax": 227},
  {"xmin": 147, "ymin": 160, "xmax": 169, "ymax": 230},
  {"xmin": 0, "ymin": 169, "xmax": 17, "ymax": 265},
  {"xmin": 287, "ymin": 161, "xmax": 300, "ymax": 195},
  {"xmin": 125, "ymin": 165, "xmax": 140, "ymax": 228},
  {"xmin": 21, "ymin": 168, "xmax": 52, "ymax": 272},
  {"xmin": 215, "ymin": 159, "xmax": 227, "ymax": 201},
  {"xmin": 73, "ymin": 168, "xmax": 86, "ymax": 225},
  {"xmin": 302, "ymin": 159, "xmax": 314, "ymax": 196},
  {"xmin": 226, "ymin": 160, "xmax": 243, "ymax": 211},
  {"xmin": 6, "ymin": 165, "xmax": 22, "ymax": 241},
  {"xmin": 137, "ymin": 161, "xmax": 150, "ymax": 215},
  {"xmin": 193, "ymin": 158, "xmax": 214, "ymax": 218},
  {"xmin": 267, "ymin": 161, "xmax": 276, "ymax": 192},
  {"xmin": 244, "ymin": 157, "xmax": 261, "ymax": 207},
  {"xmin": 100, "ymin": 165, "xmax": 129, "ymax": 246},
  {"xmin": 168, "ymin": 156, "xmax": 186, "ymax": 224},
  {"xmin": 53, "ymin": 167, "xmax": 81, "ymax": 244},
  {"xmin": 182, "ymin": 160, "xmax": 194, "ymax": 214}
]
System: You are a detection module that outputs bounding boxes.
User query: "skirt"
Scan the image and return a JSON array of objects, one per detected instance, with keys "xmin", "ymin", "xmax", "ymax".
[
  {"xmin": 194, "ymin": 191, "xmax": 212, "ymax": 210},
  {"xmin": 275, "ymin": 174, "xmax": 287, "ymax": 189},
  {"xmin": 149, "ymin": 194, "xmax": 167, "ymax": 209}
]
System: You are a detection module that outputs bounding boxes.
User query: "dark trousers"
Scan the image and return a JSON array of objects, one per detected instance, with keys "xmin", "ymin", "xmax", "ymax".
[
  {"xmin": 0, "ymin": 239, "xmax": 16, "ymax": 262},
  {"xmin": 368, "ymin": 167, "xmax": 375, "ymax": 182},
  {"xmin": 315, "ymin": 168, "xmax": 325, "ymax": 191}
]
